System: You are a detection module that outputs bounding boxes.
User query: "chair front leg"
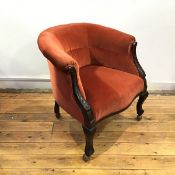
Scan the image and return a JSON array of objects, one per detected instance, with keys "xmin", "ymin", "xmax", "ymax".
[
  {"xmin": 136, "ymin": 91, "xmax": 148, "ymax": 121},
  {"xmin": 67, "ymin": 66, "xmax": 96, "ymax": 161},
  {"xmin": 82, "ymin": 126, "xmax": 96, "ymax": 161},
  {"xmin": 54, "ymin": 101, "xmax": 60, "ymax": 119}
]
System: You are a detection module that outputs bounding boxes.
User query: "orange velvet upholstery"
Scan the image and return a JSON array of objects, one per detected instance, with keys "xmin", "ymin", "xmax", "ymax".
[
  {"xmin": 38, "ymin": 23, "xmax": 144, "ymax": 124},
  {"xmin": 48, "ymin": 60, "xmax": 85, "ymax": 123},
  {"xmin": 80, "ymin": 65, "xmax": 144, "ymax": 121}
]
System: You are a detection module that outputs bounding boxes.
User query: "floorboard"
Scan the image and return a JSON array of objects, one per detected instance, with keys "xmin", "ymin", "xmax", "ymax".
[{"xmin": 0, "ymin": 93, "xmax": 174, "ymax": 174}]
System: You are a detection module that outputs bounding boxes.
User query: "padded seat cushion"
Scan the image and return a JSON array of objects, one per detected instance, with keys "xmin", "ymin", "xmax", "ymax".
[{"xmin": 80, "ymin": 65, "xmax": 144, "ymax": 121}]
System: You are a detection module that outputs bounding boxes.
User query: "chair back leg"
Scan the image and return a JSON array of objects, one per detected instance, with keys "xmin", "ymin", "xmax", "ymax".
[
  {"xmin": 136, "ymin": 91, "xmax": 149, "ymax": 121},
  {"xmin": 54, "ymin": 101, "xmax": 61, "ymax": 119}
]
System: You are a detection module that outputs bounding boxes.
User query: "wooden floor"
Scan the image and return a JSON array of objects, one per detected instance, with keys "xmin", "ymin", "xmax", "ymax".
[{"xmin": 0, "ymin": 93, "xmax": 175, "ymax": 175}]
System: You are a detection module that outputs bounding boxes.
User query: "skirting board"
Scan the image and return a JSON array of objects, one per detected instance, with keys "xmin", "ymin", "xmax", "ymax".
[{"xmin": 0, "ymin": 77, "xmax": 175, "ymax": 90}]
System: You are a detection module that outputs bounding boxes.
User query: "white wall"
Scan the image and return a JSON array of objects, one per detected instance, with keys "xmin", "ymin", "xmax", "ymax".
[{"xmin": 0, "ymin": 0, "xmax": 175, "ymax": 90}]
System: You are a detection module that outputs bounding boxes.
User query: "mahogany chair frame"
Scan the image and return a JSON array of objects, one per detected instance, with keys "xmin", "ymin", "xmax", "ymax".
[{"xmin": 54, "ymin": 41, "xmax": 148, "ymax": 161}]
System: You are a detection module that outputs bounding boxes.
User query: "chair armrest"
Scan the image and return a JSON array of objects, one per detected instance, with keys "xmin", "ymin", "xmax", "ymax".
[
  {"xmin": 67, "ymin": 66, "xmax": 90, "ymax": 111},
  {"xmin": 131, "ymin": 42, "xmax": 146, "ymax": 78},
  {"xmin": 38, "ymin": 32, "xmax": 77, "ymax": 70},
  {"xmin": 37, "ymin": 31, "xmax": 86, "ymax": 99},
  {"xmin": 67, "ymin": 66, "xmax": 95, "ymax": 127}
]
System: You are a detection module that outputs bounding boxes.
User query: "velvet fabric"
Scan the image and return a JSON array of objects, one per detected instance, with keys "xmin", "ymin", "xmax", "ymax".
[
  {"xmin": 37, "ymin": 23, "xmax": 144, "ymax": 124},
  {"xmin": 48, "ymin": 60, "xmax": 84, "ymax": 123},
  {"xmin": 80, "ymin": 65, "xmax": 144, "ymax": 121}
]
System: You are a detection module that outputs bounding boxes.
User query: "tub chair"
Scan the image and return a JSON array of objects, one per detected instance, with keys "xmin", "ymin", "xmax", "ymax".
[{"xmin": 37, "ymin": 23, "xmax": 148, "ymax": 161}]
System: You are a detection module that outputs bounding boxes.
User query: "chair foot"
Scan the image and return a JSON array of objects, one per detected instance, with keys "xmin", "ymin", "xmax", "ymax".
[
  {"xmin": 55, "ymin": 113, "xmax": 61, "ymax": 119},
  {"xmin": 136, "ymin": 114, "xmax": 142, "ymax": 121},
  {"xmin": 82, "ymin": 153, "xmax": 90, "ymax": 162},
  {"xmin": 82, "ymin": 126, "xmax": 96, "ymax": 162},
  {"xmin": 136, "ymin": 91, "xmax": 148, "ymax": 121},
  {"xmin": 54, "ymin": 101, "xmax": 60, "ymax": 119}
]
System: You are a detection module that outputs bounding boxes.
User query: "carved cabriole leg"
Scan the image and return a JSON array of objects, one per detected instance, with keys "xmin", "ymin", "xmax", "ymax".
[
  {"xmin": 82, "ymin": 126, "xmax": 96, "ymax": 161},
  {"xmin": 136, "ymin": 91, "xmax": 149, "ymax": 121},
  {"xmin": 54, "ymin": 101, "xmax": 60, "ymax": 119},
  {"xmin": 131, "ymin": 42, "xmax": 149, "ymax": 121},
  {"xmin": 67, "ymin": 66, "xmax": 96, "ymax": 161}
]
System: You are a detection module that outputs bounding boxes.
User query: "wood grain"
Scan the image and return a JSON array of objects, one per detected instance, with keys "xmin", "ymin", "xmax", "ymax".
[
  {"xmin": 1, "ymin": 169, "xmax": 175, "ymax": 175},
  {"xmin": 0, "ymin": 92, "xmax": 174, "ymax": 174},
  {"xmin": 0, "ymin": 155, "xmax": 175, "ymax": 169},
  {"xmin": 0, "ymin": 142, "xmax": 174, "ymax": 155}
]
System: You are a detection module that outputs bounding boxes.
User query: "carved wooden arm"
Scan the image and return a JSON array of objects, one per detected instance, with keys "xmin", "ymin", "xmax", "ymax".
[
  {"xmin": 67, "ymin": 66, "xmax": 96, "ymax": 128},
  {"xmin": 131, "ymin": 42, "xmax": 146, "ymax": 78},
  {"xmin": 131, "ymin": 41, "xmax": 147, "ymax": 91}
]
